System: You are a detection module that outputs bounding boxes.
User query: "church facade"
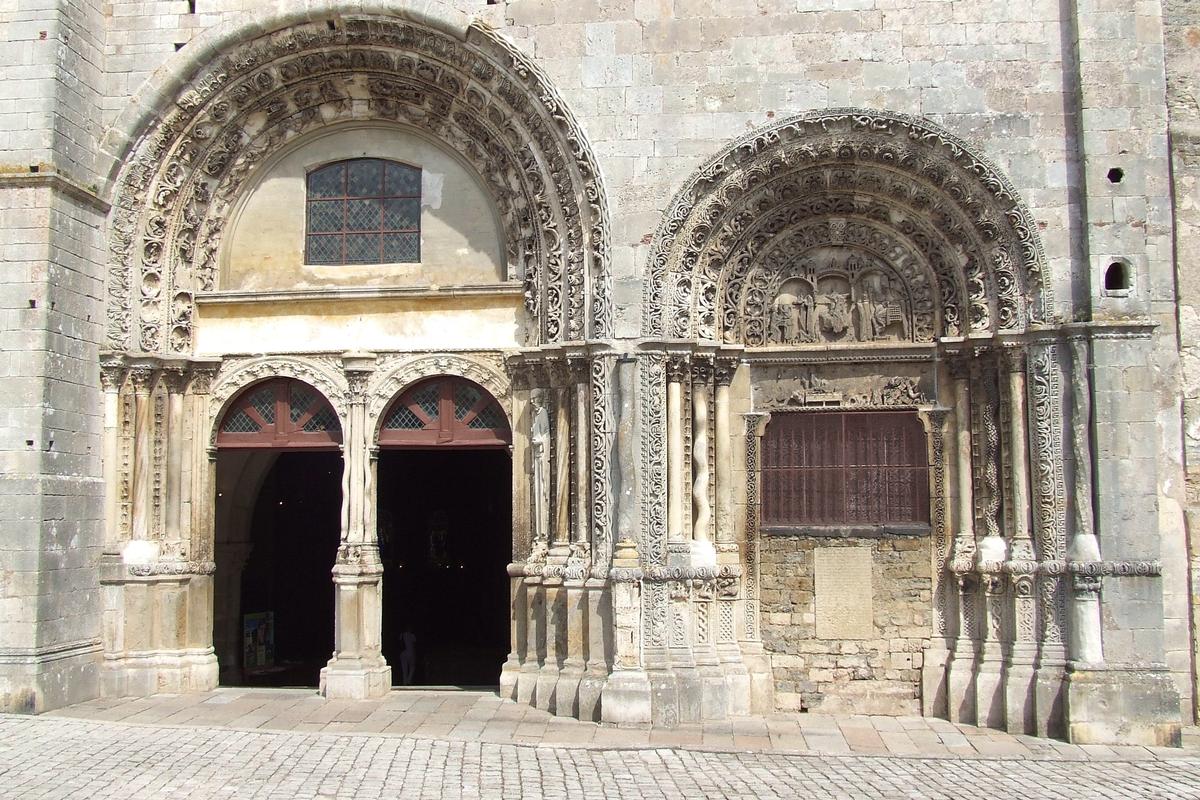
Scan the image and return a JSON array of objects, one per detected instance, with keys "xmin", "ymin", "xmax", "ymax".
[{"xmin": 2, "ymin": 0, "xmax": 1198, "ymax": 746}]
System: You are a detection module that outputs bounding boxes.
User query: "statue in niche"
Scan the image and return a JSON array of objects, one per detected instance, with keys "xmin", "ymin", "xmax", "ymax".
[
  {"xmin": 818, "ymin": 292, "xmax": 853, "ymax": 339},
  {"xmin": 767, "ymin": 278, "xmax": 816, "ymax": 344},
  {"xmin": 530, "ymin": 391, "xmax": 551, "ymax": 545}
]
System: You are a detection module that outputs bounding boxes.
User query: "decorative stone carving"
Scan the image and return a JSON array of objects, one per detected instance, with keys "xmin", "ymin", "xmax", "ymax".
[
  {"xmin": 208, "ymin": 355, "xmax": 349, "ymax": 445},
  {"xmin": 644, "ymin": 109, "xmax": 1050, "ymax": 341},
  {"xmin": 756, "ymin": 367, "xmax": 933, "ymax": 410},
  {"xmin": 107, "ymin": 17, "xmax": 611, "ymax": 356}
]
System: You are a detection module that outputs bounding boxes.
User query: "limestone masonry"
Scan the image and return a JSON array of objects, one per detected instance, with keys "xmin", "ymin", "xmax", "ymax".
[{"xmin": 1, "ymin": 0, "xmax": 1198, "ymax": 746}]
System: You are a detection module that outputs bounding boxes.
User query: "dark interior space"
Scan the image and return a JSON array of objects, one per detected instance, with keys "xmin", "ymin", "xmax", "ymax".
[
  {"xmin": 236, "ymin": 451, "xmax": 342, "ymax": 687},
  {"xmin": 376, "ymin": 448, "xmax": 512, "ymax": 687}
]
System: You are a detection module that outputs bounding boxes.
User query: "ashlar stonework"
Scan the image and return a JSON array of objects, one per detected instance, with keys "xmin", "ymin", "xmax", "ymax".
[{"xmin": 0, "ymin": 0, "xmax": 1194, "ymax": 748}]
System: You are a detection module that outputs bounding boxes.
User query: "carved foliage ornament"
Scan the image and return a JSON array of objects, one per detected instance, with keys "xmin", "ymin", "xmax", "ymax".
[
  {"xmin": 108, "ymin": 18, "xmax": 611, "ymax": 356},
  {"xmin": 645, "ymin": 109, "xmax": 1050, "ymax": 342}
]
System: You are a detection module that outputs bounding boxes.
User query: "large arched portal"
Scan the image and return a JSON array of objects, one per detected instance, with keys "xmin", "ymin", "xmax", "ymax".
[
  {"xmin": 212, "ymin": 378, "xmax": 343, "ymax": 687},
  {"xmin": 375, "ymin": 376, "xmax": 512, "ymax": 687}
]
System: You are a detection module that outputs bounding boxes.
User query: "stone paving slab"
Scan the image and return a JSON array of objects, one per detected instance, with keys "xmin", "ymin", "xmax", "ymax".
[
  {"xmin": 43, "ymin": 688, "xmax": 1199, "ymax": 762},
  {"xmin": 2, "ymin": 712, "xmax": 1200, "ymax": 799}
]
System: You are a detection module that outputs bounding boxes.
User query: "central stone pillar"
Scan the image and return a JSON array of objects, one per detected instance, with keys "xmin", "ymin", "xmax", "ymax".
[
  {"xmin": 946, "ymin": 363, "xmax": 979, "ymax": 723},
  {"xmin": 321, "ymin": 356, "xmax": 391, "ymax": 699}
]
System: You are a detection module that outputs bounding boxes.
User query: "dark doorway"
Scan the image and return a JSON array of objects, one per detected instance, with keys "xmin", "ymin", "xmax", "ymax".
[
  {"xmin": 376, "ymin": 449, "xmax": 512, "ymax": 687},
  {"xmin": 234, "ymin": 451, "xmax": 342, "ymax": 687}
]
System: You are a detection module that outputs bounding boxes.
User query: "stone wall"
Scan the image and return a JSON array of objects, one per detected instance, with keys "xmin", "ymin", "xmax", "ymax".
[{"xmin": 759, "ymin": 534, "xmax": 931, "ymax": 715}]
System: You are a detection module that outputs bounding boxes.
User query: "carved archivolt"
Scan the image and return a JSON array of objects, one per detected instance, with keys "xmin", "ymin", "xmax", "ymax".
[
  {"xmin": 107, "ymin": 14, "xmax": 611, "ymax": 356},
  {"xmin": 367, "ymin": 352, "xmax": 510, "ymax": 435},
  {"xmin": 645, "ymin": 109, "xmax": 1050, "ymax": 342},
  {"xmin": 208, "ymin": 355, "xmax": 349, "ymax": 446}
]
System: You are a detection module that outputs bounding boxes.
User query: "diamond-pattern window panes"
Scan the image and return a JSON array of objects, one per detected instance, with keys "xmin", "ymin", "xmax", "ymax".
[
  {"xmin": 345, "ymin": 233, "xmax": 381, "ymax": 264},
  {"xmin": 347, "ymin": 199, "xmax": 381, "ymax": 231},
  {"xmin": 386, "ymin": 163, "xmax": 421, "ymax": 196},
  {"xmin": 290, "ymin": 385, "xmax": 315, "ymax": 423},
  {"xmin": 249, "ymin": 386, "xmax": 276, "ymax": 424},
  {"xmin": 467, "ymin": 402, "xmax": 505, "ymax": 430},
  {"xmin": 307, "ymin": 201, "xmax": 343, "ymax": 233},
  {"xmin": 454, "ymin": 384, "xmax": 482, "ymax": 419},
  {"xmin": 380, "ymin": 377, "xmax": 510, "ymax": 447},
  {"xmin": 347, "ymin": 160, "xmax": 384, "ymax": 197},
  {"xmin": 382, "ymin": 233, "xmax": 420, "ymax": 263},
  {"xmin": 216, "ymin": 378, "xmax": 341, "ymax": 449},
  {"xmin": 384, "ymin": 198, "xmax": 420, "ymax": 230},
  {"xmin": 303, "ymin": 404, "xmax": 341, "ymax": 433},
  {"xmin": 307, "ymin": 165, "xmax": 344, "ymax": 198},
  {"xmin": 221, "ymin": 408, "xmax": 261, "ymax": 433},
  {"xmin": 412, "ymin": 382, "xmax": 442, "ymax": 421},
  {"xmin": 306, "ymin": 235, "xmax": 341, "ymax": 264},
  {"xmin": 305, "ymin": 158, "xmax": 422, "ymax": 266},
  {"xmin": 385, "ymin": 404, "xmax": 424, "ymax": 430}
]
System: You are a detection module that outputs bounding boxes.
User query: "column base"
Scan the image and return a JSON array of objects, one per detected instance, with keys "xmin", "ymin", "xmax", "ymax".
[
  {"xmin": 553, "ymin": 669, "xmax": 582, "ymax": 717},
  {"xmin": 1065, "ymin": 665, "xmax": 1181, "ymax": 746},
  {"xmin": 534, "ymin": 668, "xmax": 560, "ymax": 712},
  {"xmin": 600, "ymin": 669, "xmax": 652, "ymax": 724},
  {"xmin": 1004, "ymin": 660, "xmax": 1036, "ymax": 735},
  {"xmin": 498, "ymin": 659, "xmax": 521, "ymax": 701},
  {"xmin": 577, "ymin": 671, "xmax": 605, "ymax": 721},
  {"xmin": 102, "ymin": 650, "xmax": 218, "ymax": 698},
  {"xmin": 319, "ymin": 659, "xmax": 391, "ymax": 700},
  {"xmin": 946, "ymin": 644, "xmax": 979, "ymax": 724},
  {"xmin": 516, "ymin": 666, "xmax": 539, "ymax": 705},
  {"xmin": 920, "ymin": 641, "xmax": 950, "ymax": 718},
  {"xmin": 0, "ymin": 639, "xmax": 101, "ymax": 713}
]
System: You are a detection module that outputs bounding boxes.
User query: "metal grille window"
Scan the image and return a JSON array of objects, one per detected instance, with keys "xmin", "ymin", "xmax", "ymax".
[
  {"xmin": 216, "ymin": 378, "xmax": 342, "ymax": 449},
  {"xmin": 305, "ymin": 158, "xmax": 421, "ymax": 265},
  {"xmin": 380, "ymin": 377, "xmax": 510, "ymax": 448},
  {"xmin": 762, "ymin": 411, "xmax": 929, "ymax": 527}
]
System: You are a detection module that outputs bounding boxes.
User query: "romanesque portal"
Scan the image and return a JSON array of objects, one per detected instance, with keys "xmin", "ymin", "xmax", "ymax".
[{"xmin": 68, "ymin": 6, "xmax": 1180, "ymax": 747}]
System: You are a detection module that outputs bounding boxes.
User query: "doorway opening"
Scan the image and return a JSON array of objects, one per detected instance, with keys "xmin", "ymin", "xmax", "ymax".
[
  {"xmin": 376, "ymin": 376, "xmax": 512, "ymax": 687},
  {"xmin": 212, "ymin": 378, "xmax": 343, "ymax": 688}
]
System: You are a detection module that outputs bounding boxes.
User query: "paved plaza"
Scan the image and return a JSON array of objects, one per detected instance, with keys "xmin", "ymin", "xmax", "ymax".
[{"xmin": 0, "ymin": 689, "xmax": 1191, "ymax": 798}]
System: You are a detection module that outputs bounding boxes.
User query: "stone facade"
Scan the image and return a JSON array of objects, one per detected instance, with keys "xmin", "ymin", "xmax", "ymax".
[{"xmin": 0, "ymin": 0, "xmax": 1195, "ymax": 747}]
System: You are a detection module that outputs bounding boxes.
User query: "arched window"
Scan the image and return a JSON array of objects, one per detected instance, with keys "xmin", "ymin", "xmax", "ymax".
[
  {"xmin": 305, "ymin": 158, "xmax": 421, "ymax": 265},
  {"xmin": 380, "ymin": 377, "xmax": 510, "ymax": 448},
  {"xmin": 762, "ymin": 411, "xmax": 929, "ymax": 528},
  {"xmin": 217, "ymin": 378, "xmax": 341, "ymax": 448}
]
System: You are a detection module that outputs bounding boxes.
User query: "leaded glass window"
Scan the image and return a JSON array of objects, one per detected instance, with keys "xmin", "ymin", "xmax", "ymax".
[
  {"xmin": 216, "ymin": 378, "xmax": 341, "ymax": 449},
  {"xmin": 305, "ymin": 158, "xmax": 421, "ymax": 265},
  {"xmin": 380, "ymin": 377, "xmax": 510, "ymax": 448}
]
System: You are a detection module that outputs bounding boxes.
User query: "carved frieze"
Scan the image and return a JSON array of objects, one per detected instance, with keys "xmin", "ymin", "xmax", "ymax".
[{"xmin": 754, "ymin": 365, "xmax": 934, "ymax": 410}]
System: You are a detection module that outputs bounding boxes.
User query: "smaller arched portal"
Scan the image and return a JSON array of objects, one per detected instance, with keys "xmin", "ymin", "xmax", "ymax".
[
  {"xmin": 212, "ymin": 378, "xmax": 344, "ymax": 687},
  {"xmin": 374, "ymin": 376, "xmax": 512, "ymax": 687}
]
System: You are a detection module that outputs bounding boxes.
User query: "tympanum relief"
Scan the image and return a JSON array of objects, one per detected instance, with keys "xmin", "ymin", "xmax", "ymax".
[{"xmin": 759, "ymin": 249, "xmax": 913, "ymax": 346}]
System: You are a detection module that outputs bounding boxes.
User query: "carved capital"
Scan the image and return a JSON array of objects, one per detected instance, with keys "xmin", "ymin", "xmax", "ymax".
[
  {"xmin": 690, "ymin": 356, "xmax": 714, "ymax": 385},
  {"xmin": 189, "ymin": 366, "xmax": 218, "ymax": 395},
  {"xmin": 344, "ymin": 369, "xmax": 371, "ymax": 403},
  {"xmin": 666, "ymin": 354, "xmax": 690, "ymax": 383},
  {"xmin": 160, "ymin": 367, "xmax": 188, "ymax": 395},
  {"xmin": 99, "ymin": 362, "xmax": 126, "ymax": 393},
  {"xmin": 714, "ymin": 358, "xmax": 738, "ymax": 387},
  {"xmin": 127, "ymin": 366, "xmax": 155, "ymax": 395}
]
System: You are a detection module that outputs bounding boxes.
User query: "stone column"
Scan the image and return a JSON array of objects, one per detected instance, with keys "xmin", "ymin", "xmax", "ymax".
[
  {"xmin": 1066, "ymin": 336, "xmax": 1104, "ymax": 667},
  {"xmin": 946, "ymin": 363, "xmax": 979, "ymax": 724},
  {"xmin": 920, "ymin": 408, "xmax": 953, "ymax": 719},
  {"xmin": 740, "ymin": 412, "xmax": 774, "ymax": 713},
  {"xmin": 321, "ymin": 358, "xmax": 391, "ymax": 699},
  {"xmin": 517, "ymin": 381, "xmax": 550, "ymax": 706},
  {"xmin": 99, "ymin": 360, "xmax": 125, "ymax": 554},
  {"xmin": 555, "ymin": 357, "xmax": 591, "ymax": 717},
  {"xmin": 667, "ymin": 355, "xmax": 688, "ymax": 546},
  {"xmin": 125, "ymin": 365, "xmax": 159, "ymax": 563},
  {"xmin": 974, "ymin": 358, "xmax": 1007, "ymax": 729},
  {"xmin": 500, "ymin": 367, "xmax": 530, "ymax": 702},
  {"xmin": 689, "ymin": 358, "xmax": 724, "ymax": 718},
  {"xmin": 537, "ymin": 363, "xmax": 571, "ymax": 712},
  {"xmin": 713, "ymin": 358, "xmax": 750, "ymax": 715},
  {"xmin": 162, "ymin": 368, "xmax": 188, "ymax": 557},
  {"xmin": 1001, "ymin": 349, "xmax": 1037, "ymax": 734}
]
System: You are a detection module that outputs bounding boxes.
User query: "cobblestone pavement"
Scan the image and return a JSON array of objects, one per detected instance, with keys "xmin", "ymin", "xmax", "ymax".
[{"xmin": 0, "ymin": 689, "xmax": 1188, "ymax": 798}]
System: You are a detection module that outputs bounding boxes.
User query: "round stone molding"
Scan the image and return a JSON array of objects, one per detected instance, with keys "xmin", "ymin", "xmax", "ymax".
[{"xmin": 644, "ymin": 108, "xmax": 1051, "ymax": 343}]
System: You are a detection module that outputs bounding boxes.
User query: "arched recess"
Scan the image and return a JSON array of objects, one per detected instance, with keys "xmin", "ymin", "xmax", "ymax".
[
  {"xmin": 208, "ymin": 356, "xmax": 349, "ymax": 449},
  {"xmin": 216, "ymin": 378, "xmax": 342, "ymax": 448},
  {"xmin": 104, "ymin": 7, "xmax": 612, "ymax": 354},
  {"xmin": 367, "ymin": 352, "xmax": 510, "ymax": 438},
  {"xmin": 644, "ymin": 109, "xmax": 1051, "ymax": 342},
  {"xmin": 379, "ymin": 376, "xmax": 511, "ymax": 448}
]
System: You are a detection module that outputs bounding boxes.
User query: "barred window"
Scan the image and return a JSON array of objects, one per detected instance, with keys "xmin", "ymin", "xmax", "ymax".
[
  {"xmin": 762, "ymin": 411, "xmax": 929, "ymax": 528},
  {"xmin": 305, "ymin": 158, "xmax": 421, "ymax": 265}
]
